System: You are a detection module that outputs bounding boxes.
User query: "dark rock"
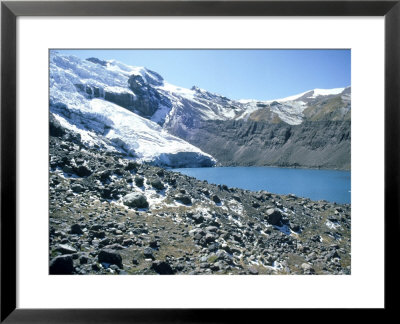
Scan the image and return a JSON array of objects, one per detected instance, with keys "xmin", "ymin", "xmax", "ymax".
[
  {"xmin": 174, "ymin": 194, "xmax": 191, "ymax": 205},
  {"xmin": 149, "ymin": 239, "xmax": 160, "ymax": 249},
  {"xmin": 122, "ymin": 239, "xmax": 134, "ymax": 247},
  {"xmin": 127, "ymin": 74, "xmax": 165, "ymax": 117},
  {"xmin": 205, "ymin": 233, "xmax": 217, "ymax": 243},
  {"xmin": 98, "ymin": 238, "xmax": 111, "ymax": 248},
  {"xmin": 311, "ymin": 235, "xmax": 321, "ymax": 242},
  {"xmin": 100, "ymin": 188, "xmax": 112, "ymax": 199},
  {"xmin": 151, "ymin": 179, "xmax": 165, "ymax": 190},
  {"xmin": 75, "ymin": 165, "xmax": 92, "ymax": 177},
  {"xmin": 91, "ymin": 224, "xmax": 103, "ymax": 231},
  {"xmin": 291, "ymin": 224, "xmax": 301, "ymax": 232},
  {"xmin": 70, "ymin": 224, "xmax": 83, "ymax": 235},
  {"xmin": 104, "ymin": 91, "xmax": 136, "ymax": 110},
  {"xmin": 99, "ymin": 170, "xmax": 112, "ymax": 182},
  {"xmin": 123, "ymin": 193, "xmax": 149, "ymax": 208},
  {"xmin": 79, "ymin": 255, "xmax": 89, "ymax": 264},
  {"xmin": 212, "ymin": 195, "xmax": 221, "ymax": 204},
  {"xmin": 134, "ymin": 176, "xmax": 144, "ymax": 187},
  {"xmin": 50, "ymin": 255, "xmax": 74, "ymax": 274},
  {"xmin": 151, "ymin": 260, "xmax": 174, "ymax": 274},
  {"xmin": 232, "ymin": 195, "xmax": 241, "ymax": 202},
  {"xmin": 62, "ymin": 165, "xmax": 74, "ymax": 174},
  {"xmin": 125, "ymin": 161, "xmax": 138, "ymax": 171},
  {"xmin": 265, "ymin": 208, "xmax": 282, "ymax": 225},
  {"xmin": 90, "ymin": 231, "xmax": 106, "ymax": 239},
  {"xmin": 86, "ymin": 57, "xmax": 107, "ymax": 66},
  {"xmin": 49, "ymin": 113, "xmax": 66, "ymax": 137},
  {"xmin": 98, "ymin": 249, "xmax": 123, "ymax": 268},
  {"xmin": 192, "ymin": 214, "xmax": 204, "ymax": 224}
]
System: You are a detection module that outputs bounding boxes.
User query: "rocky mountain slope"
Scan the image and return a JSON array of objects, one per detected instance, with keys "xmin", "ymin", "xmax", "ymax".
[
  {"xmin": 164, "ymin": 88, "xmax": 351, "ymax": 170},
  {"xmin": 182, "ymin": 120, "xmax": 350, "ymax": 169},
  {"xmin": 50, "ymin": 52, "xmax": 351, "ymax": 169},
  {"xmin": 49, "ymin": 132, "xmax": 351, "ymax": 275}
]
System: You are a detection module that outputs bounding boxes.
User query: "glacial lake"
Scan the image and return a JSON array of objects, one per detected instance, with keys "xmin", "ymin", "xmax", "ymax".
[{"xmin": 172, "ymin": 166, "xmax": 351, "ymax": 204}]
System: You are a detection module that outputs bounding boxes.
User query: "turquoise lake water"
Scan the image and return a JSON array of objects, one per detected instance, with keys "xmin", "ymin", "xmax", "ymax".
[{"xmin": 172, "ymin": 166, "xmax": 351, "ymax": 204}]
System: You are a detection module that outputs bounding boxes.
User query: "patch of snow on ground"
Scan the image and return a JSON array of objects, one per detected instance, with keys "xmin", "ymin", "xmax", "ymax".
[
  {"xmin": 326, "ymin": 220, "xmax": 340, "ymax": 230},
  {"xmin": 273, "ymin": 224, "xmax": 291, "ymax": 235},
  {"xmin": 227, "ymin": 199, "xmax": 244, "ymax": 215}
]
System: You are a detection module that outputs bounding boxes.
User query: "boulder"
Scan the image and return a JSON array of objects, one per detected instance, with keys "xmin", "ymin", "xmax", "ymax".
[
  {"xmin": 123, "ymin": 193, "xmax": 149, "ymax": 208},
  {"xmin": 265, "ymin": 208, "xmax": 282, "ymax": 225},
  {"xmin": 50, "ymin": 255, "xmax": 74, "ymax": 274},
  {"xmin": 192, "ymin": 213, "xmax": 204, "ymax": 224},
  {"xmin": 174, "ymin": 194, "xmax": 191, "ymax": 205},
  {"xmin": 49, "ymin": 113, "xmax": 66, "ymax": 137},
  {"xmin": 70, "ymin": 224, "xmax": 83, "ymax": 235},
  {"xmin": 125, "ymin": 161, "xmax": 138, "ymax": 171},
  {"xmin": 71, "ymin": 183, "xmax": 84, "ymax": 193},
  {"xmin": 98, "ymin": 249, "xmax": 123, "ymax": 268},
  {"xmin": 151, "ymin": 179, "xmax": 165, "ymax": 190},
  {"xmin": 290, "ymin": 224, "xmax": 301, "ymax": 232},
  {"xmin": 152, "ymin": 260, "xmax": 174, "ymax": 274},
  {"xmin": 134, "ymin": 176, "xmax": 144, "ymax": 187},
  {"xmin": 212, "ymin": 195, "xmax": 221, "ymax": 204},
  {"xmin": 75, "ymin": 165, "xmax": 92, "ymax": 177}
]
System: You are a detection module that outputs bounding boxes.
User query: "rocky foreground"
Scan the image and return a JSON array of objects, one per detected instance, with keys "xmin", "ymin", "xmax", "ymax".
[{"xmin": 49, "ymin": 134, "xmax": 351, "ymax": 275}]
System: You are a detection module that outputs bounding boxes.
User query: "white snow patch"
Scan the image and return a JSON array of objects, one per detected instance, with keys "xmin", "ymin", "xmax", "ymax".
[
  {"xmin": 310, "ymin": 88, "xmax": 345, "ymax": 98},
  {"xmin": 158, "ymin": 82, "xmax": 195, "ymax": 100},
  {"xmin": 326, "ymin": 220, "xmax": 340, "ymax": 230}
]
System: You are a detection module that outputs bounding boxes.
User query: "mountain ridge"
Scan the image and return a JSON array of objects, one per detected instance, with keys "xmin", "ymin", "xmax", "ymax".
[{"xmin": 50, "ymin": 52, "xmax": 351, "ymax": 170}]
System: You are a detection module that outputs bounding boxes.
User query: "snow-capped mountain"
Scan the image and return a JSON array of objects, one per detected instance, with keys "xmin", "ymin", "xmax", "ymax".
[
  {"xmin": 50, "ymin": 51, "xmax": 350, "ymax": 169},
  {"xmin": 238, "ymin": 87, "xmax": 350, "ymax": 125},
  {"xmin": 50, "ymin": 52, "xmax": 215, "ymax": 167}
]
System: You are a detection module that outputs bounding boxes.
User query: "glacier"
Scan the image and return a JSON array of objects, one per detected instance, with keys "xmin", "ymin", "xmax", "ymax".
[{"xmin": 50, "ymin": 52, "xmax": 216, "ymax": 167}]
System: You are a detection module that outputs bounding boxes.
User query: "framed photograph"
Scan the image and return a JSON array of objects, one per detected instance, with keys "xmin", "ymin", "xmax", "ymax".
[{"xmin": 1, "ymin": 0, "xmax": 398, "ymax": 322}]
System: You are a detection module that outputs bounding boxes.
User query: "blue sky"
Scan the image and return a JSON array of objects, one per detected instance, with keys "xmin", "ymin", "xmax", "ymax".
[{"xmin": 55, "ymin": 49, "xmax": 350, "ymax": 101}]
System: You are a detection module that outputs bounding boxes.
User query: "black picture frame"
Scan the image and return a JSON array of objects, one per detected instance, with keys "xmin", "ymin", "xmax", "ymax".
[{"xmin": 1, "ymin": 0, "xmax": 398, "ymax": 322}]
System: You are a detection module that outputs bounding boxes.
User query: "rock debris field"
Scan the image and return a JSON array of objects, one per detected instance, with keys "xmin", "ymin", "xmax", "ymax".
[{"xmin": 49, "ymin": 135, "xmax": 351, "ymax": 275}]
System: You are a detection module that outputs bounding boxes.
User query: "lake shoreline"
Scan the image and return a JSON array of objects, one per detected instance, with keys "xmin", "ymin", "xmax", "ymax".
[
  {"xmin": 171, "ymin": 166, "xmax": 351, "ymax": 205},
  {"xmin": 168, "ymin": 164, "xmax": 350, "ymax": 172}
]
